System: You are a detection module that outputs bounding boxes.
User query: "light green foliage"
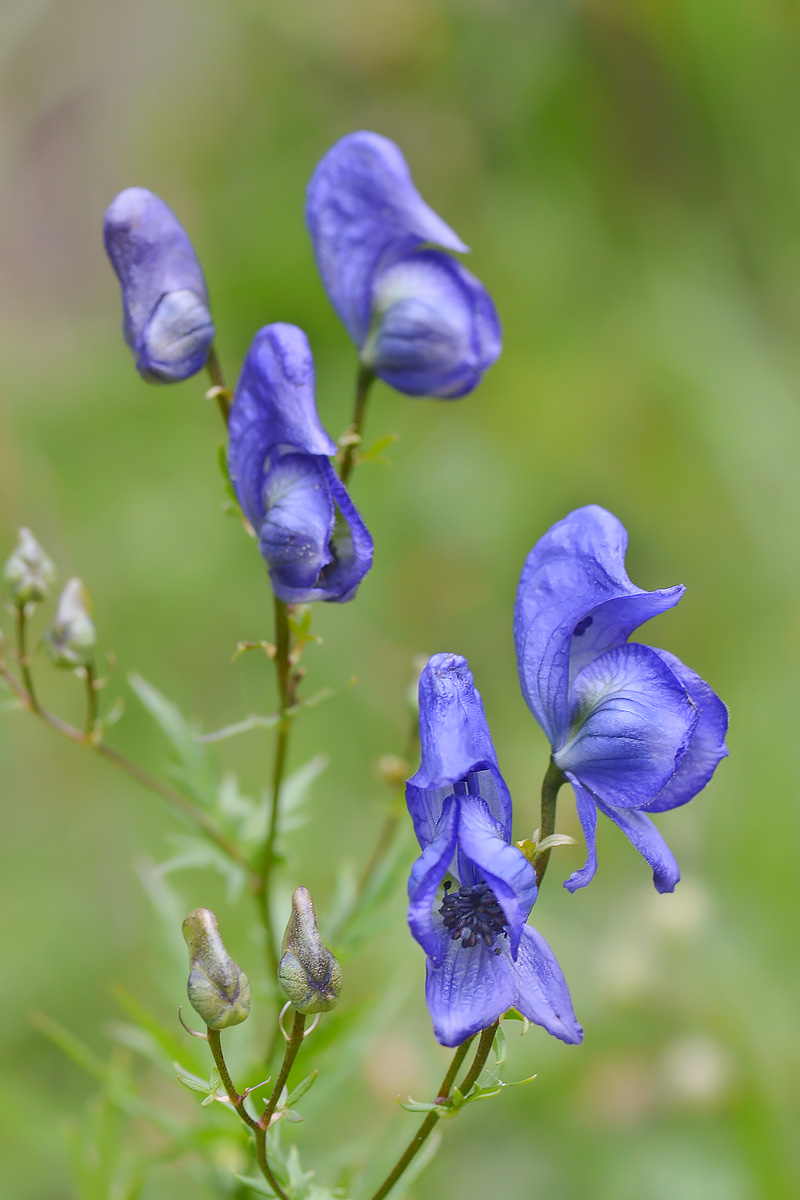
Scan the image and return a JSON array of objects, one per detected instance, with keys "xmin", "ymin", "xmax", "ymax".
[{"xmin": 3, "ymin": 2, "xmax": 800, "ymax": 1198}]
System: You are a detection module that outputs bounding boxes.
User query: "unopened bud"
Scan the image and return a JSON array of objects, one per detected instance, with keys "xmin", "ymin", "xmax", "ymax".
[
  {"xmin": 43, "ymin": 579, "xmax": 96, "ymax": 668},
  {"xmin": 278, "ymin": 887, "xmax": 342, "ymax": 1015},
  {"xmin": 3, "ymin": 528, "xmax": 55, "ymax": 605},
  {"xmin": 182, "ymin": 908, "xmax": 251, "ymax": 1030}
]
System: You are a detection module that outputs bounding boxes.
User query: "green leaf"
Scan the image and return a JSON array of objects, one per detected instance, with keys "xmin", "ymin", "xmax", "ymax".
[
  {"xmin": 493, "ymin": 1022, "xmax": 508, "ymax": 1072},
  {"xmin": 30, "ymin": 1011, "xmax": 106, "ymax": 1080},
  {"xmin": 287, "ymin": 1070, "xmax": 318, "ymax": 1106},
  {"xmin": 128, "ymin": 673, "xmax": 215, "ymax": 805},
  {"xmin": 234, "ymin": 1175, "xmax": 279, "ymax": 1197},
  {"xmin": 156, "ymin": 832, "xmax": 247, "ymax": 902},
  {"xmin": 283, "ymin": 1107, "xmax": 303, "ymax": 1123},
  {"xmin": 398, "ymin": 1098, "xmax": 441, "ymax": 1115},
  {"xmin": 173, "ymin": 1063, "xmax": 213, "ymax": 1096},
  {"xmin": 276, "ymin": 754, "xmax": 329, "ymax": 841},
  {"xmin": 196, "ymin": 712, "xmax": 280, "ymax": 743},
  {"xmin": 360, "ymin": 431, "xmax": 399, "ymax": 465}
]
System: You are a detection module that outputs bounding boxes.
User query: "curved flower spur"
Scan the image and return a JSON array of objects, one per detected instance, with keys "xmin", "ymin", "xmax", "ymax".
[
  {"xmin": 228, "ymin": 323, "xmax": 374, "ymax": 603},
  {"xmin": 306, "ymin": 131, "xmax": 501, "ymax": 399},
  {"xmin": 514, "ymin": 506, "xmax": 729, "ymax": 894},
  {"xmin": 103, "ymin": 187, "xmax": 215, "ymax": 383},
  {"xmin": 406, "ymin": 653, "xmax": 583, "ymax": 1048}
]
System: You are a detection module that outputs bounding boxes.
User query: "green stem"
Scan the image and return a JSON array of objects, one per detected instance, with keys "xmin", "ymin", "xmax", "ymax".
[
  {"xmin": 206, "ymin": 345, "xmax": 232, "ymax": 425},
  {"xmin": 206, "ymin": 1028, "xmax": 291, "ymax": 1200},
  {"xmin": 536, "ymin": 758, "xmax": 565, "ymax": 887},
  {"xmin": 84, "ymin": 660, "xmax": 99, "ymax": 739},
  {"xmin": 258, "ymin": 595, "xmax": 295, "ymax": 977},
  {"xmin": 15, "ymin": 604, "xmax": 39, "ymax": 713},
  {"xmin": 366, "ymin": 1023, "xmax": 498, "ymax": 1200},
  {"xmin": 0, "ymin": 662, "xmax": 253, "ymax": 876},
  {"xmin": 260, "ymin": 1009, "xmax": 307, "ymax": 1131},
  {"xmin": 338, "ymin": 364, "xmax": 374, "ymax": 485}
]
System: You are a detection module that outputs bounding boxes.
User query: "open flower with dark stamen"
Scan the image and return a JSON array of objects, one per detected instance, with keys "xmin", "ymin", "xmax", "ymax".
[
  {"xmin": 514, "ymin": 506, "xmax": 729, "ymax": 894},
  {"xmin": 306, "ymin": 132, "xmax": 501, "ymax": 398},
  {"xmin": 228, "ymin": 323, "xmax": 373, "ymax": 603},
  {"xmin": 103, "ymin": 188, "xmax": 214, "ymax": 383},
  {"xmin": 406, "ymin": 653, "xmax": 582, "ymax": 1048}
]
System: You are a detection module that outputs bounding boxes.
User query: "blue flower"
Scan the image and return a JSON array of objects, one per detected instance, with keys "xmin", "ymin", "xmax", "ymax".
[
  {"xmin": 228, "ymin": 324, "xmax": 373, "ymax": 604},
  {"xmin": 514, "ymin": 506, "xmax": 729, "ymax": 894},
  {"xmin": 305, "ymin": 132, "xmax": 501, "ymax": 399},
  {"xmin": 407, "ymin": 653, "xmax": 583, "ymax": 1048},
  {"xmin": 103, "ymin": 188, "xmax": 214, "ymax": 383}
]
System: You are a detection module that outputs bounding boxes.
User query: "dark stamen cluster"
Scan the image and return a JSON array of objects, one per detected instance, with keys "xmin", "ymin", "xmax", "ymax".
[{"xmin": 439, "ymin": 880, "xmax": 508, "ymax": 951}]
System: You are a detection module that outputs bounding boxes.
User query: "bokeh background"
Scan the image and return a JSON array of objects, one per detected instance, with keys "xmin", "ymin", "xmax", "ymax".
[{"xmin": 2, "ymin": 0, "xmax": 799, "ymax": 1197}]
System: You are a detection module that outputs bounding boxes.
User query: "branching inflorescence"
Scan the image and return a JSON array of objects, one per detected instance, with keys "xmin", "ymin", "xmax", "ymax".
[{"xmin": 1, "ymin": 132, "xmax": 728, "ymax": 1200}]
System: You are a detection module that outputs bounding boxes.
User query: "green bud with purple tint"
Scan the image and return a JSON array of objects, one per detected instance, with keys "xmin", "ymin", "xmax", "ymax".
[
  {"xmin": 278, "ymin": 886, "xmax": 342, "ymax": 1014},
  {"xmin": 182, "ymin": 908, "xmax": 251, "ymax": 1031}
]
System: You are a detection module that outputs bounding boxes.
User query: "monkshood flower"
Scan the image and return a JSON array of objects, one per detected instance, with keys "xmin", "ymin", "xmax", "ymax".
[
  {"xmin": 103, "ymin": 187, "xmax": 214, "ymax": 383},
  {"xmin": 228, "ymin": 323, "xmax": 373, "ymax": 603},
  {"xmin": 514, "ymin": 505, "xmax": 729, "ymax": 895},
  {"xmin": 406, "ymin": 653, "xmax": 582, "ymax": 1048},
  {"xmin": 305, "ymin": 132, "xmax": 501, "ymax": 398}
]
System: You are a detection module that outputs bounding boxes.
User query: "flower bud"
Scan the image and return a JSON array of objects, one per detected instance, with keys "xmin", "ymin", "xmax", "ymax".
[
  {"xmin": 278, "ymin": 886, "xmax": 342, "ymax": 1015},
  {"xmin": 3, "ymin": 528, "xmax": 55, "ymax": 605},
  {"xmin": 182, "ymin": 908, "xmax": 251, "ymax": 1031},
  {"xmin": 43, "ymin": 579, "xmax": 96, "ymax": 668},
  {"xmin": 103, "ymin": 187, "xmax": 214, "ymax": 383}
]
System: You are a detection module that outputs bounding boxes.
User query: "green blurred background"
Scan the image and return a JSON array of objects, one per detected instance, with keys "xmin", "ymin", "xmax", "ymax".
[{"xmin": 2, "ymin": 0, "xmax": 799, "ymax": 1196}]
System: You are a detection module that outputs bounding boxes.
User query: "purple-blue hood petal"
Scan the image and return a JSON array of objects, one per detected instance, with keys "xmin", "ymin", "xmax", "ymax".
[
  {"xmin": 103, "ymin": 187, "xmax": 214, "ymax": 383},
  {"xmin": 407, "ymin": 653, "xmax": 513, "ymax": 848}
]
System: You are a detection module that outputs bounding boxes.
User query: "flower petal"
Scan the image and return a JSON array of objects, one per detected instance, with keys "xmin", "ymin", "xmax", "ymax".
[
  {"xmin": 229, "ymin": 324, "xmax": 337, "ymax": 526},
  {"xmin": 313, "ymin": 461, "xmax": 375, "ymax": 603},
  {"xmin": 514, "ymin": 506, "xmax": 684, "ymax": 745},
  {"xmin": 645, "ymin": 650, "xmax": 729, "ymax": 812},
  {"xmin": 597, "ymin": 799, "xmax": 681, "ymax": 893},
  {"xmin": 554, "ymin": 643, "xmax": 697, "ymax": 809},
  {"xmin": 363, "ymin": 251, "xmax": 501, "ymax": 398},
  {"xmin": 562, "ymin": 776, "xmax": 599, "ymax": 893},
  {"xmin": 305, "ymin": 131, "xmax": 467, "ymax": 348},
  {"xmin": 406, "ymin": 653, "xmax": 512, "ymax": 848},
  {"xmin": 425, "ymin": 936, "xmax": 515, "ymax": 1047},
  {"xmin": 258, "ymin": 455, "xmax": 334, "ymax": 598},
  {"xmin": 408, "ymin": 797, "xmax": 459, "ymax": 963},
  {"xmin": 512, "ymin": 927, "xmax": 583, "ymax": 1045},
  {"xmin": 455, "ymin": 797, "xmax": 538, "ymax": 957},
  {"xmin": 103, "ymin": 187, "xmax": 214, "ymax": 382}
]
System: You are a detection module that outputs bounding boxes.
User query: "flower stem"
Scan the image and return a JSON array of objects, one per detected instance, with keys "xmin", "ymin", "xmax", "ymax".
[
  {"xmin": 206, "ymin": 1028, "xmax": 290, "ymax": 1200},
  {"xmin": 15, "ymin": 604, "xmax": 40, "ymax": 713},
  {"xmin": 260, "ymin": 1009, "xmax": 307, "ymax": 1130},
  {"xmin": 366, "ymin": 1022, "xmax": 499, "ymax": 1200},
  {"xmin": 536, "ymin": 759, "xmax": 565, "ymax": 887},
  {"xmin": 84, "ymin": 660, "xmax": 99, "ymax": 739},
  {"xmin": 206, "ymin": 345, "xmax": 232, "ymax": 425},
  {"xmin": 338, "ymin": 364, "xmax": 374, "ymax": 485},
  {"xmin": 257, "ymin": 595, "xmax": 295, "ymax": 978}
]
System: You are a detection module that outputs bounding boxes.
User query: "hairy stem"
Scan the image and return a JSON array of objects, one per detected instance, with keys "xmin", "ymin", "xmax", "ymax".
[
  {"xmin": 258, "ymin": 596, "xmax": 295, "ymax": 977},
  {"xmin": 0, "ymin": 662, "xmax": 253, "ymax": 875},
  {"xmin": 206, "ymin": 1029, "xmax": 290, "ymax": 1200},
  {"xmin": 366, "ymin": 1022, "xmax": 499, "ymax": 1200},
  {"xmin": 536, "ymin": 758, "xmax": 565, "ymax": 887},
  {"xmin": 338, "ymin": 364, "xmax": 374, "ymax": 486},
  {"xmin": 206, "ymin": 346, "xmax": 232, "ymax": 425}
]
